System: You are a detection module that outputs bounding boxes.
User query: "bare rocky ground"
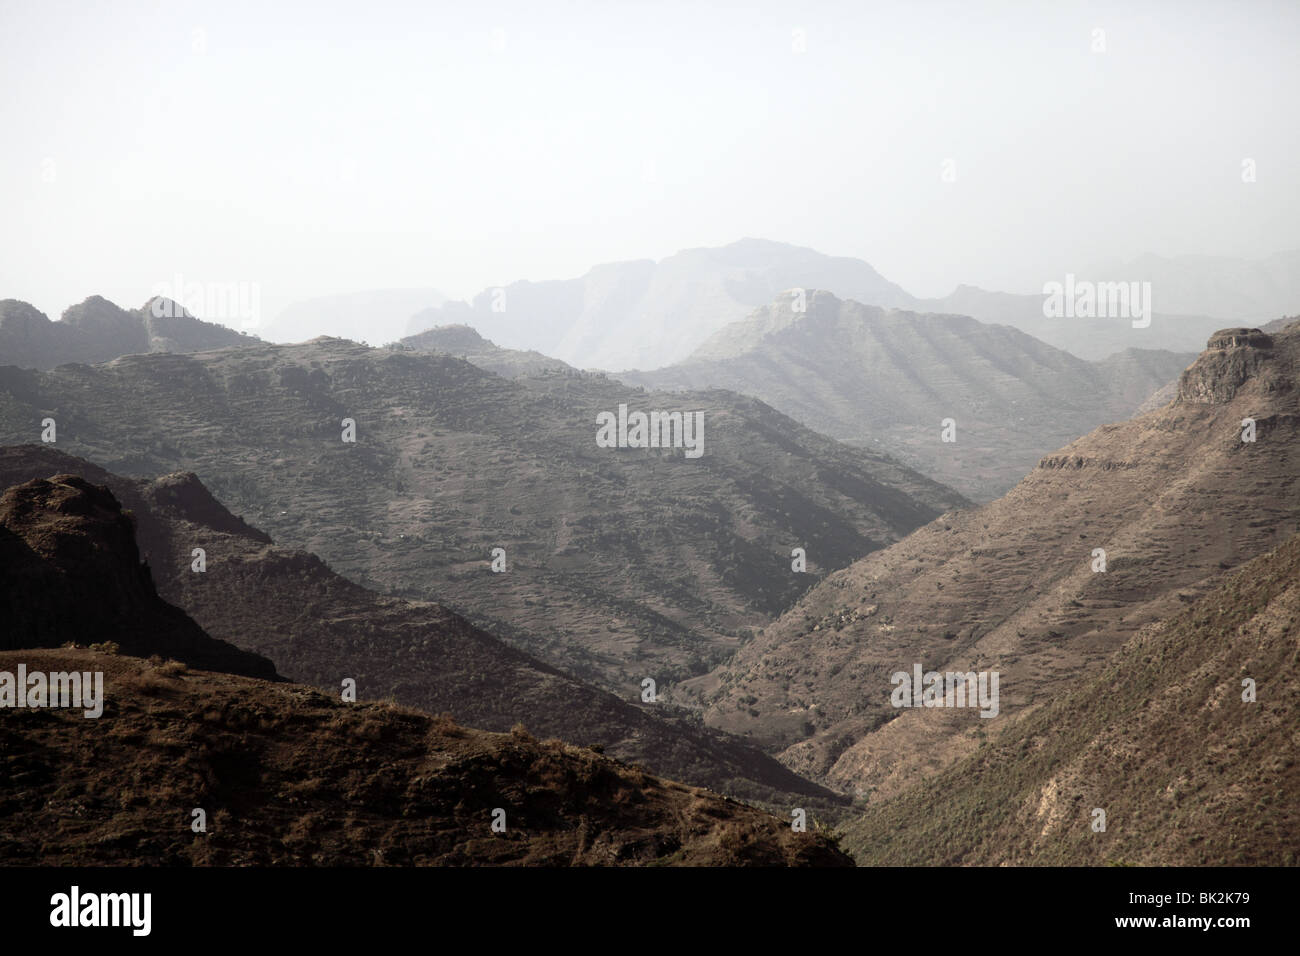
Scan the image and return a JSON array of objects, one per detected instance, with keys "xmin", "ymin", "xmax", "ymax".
[
  {"xmin": 0, "ymin": 649, "xmax": 849, "ymax": 866},
  {"xmin": 0, "ymin": 454, "xmax": 846, "ymax": 815},
  {"xmin": 695, "ymin": 323, "xmax": 1300, "ymax": 810},
  {"xmin": 619, "ymin": 290, "xmax": 1196, "ymax": 500},
  {"xmin": 843, "ymin": 531, "xmax": 1300, "ymax": 866},
  {"xmin": 0, "ymin": 473, "xmax": 849, "ymax": 866},
  {"xmin": 0, "ymin": 335, "xmax": 964, "ymax": 695}
]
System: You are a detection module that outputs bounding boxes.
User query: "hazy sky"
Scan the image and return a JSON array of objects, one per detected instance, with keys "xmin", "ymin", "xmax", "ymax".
[{"xmin": 2, "ymin": 0, "xmax": 1297, "ymax": 325}]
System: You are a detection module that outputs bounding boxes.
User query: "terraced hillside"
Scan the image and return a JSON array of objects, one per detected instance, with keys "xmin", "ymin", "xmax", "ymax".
[
  {"xmin": 844, "ymin": 532, "xmax": 1300, "ymax": 866},
  {"xmin": 691, "ymin": 323, "xmax": 1300, "ymax": 801},
  {"xmin": 0, "ymin": 447, "xmax": 844, "ymax": 813},
  {"xmin": 0, "ymin": 337, "xmax": 965, "ymax": 694},
  {"xmin": 621, "ymin": 290, "xmax": 1194, "ymax": 499}
]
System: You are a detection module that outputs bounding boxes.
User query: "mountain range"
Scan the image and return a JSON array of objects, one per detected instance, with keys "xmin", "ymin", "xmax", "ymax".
[
  {"xmin": 405, "ymin": 239, "xmax": 916, "ymax": 369},
  {"xmin": 618, "ymin": 290, "xmax": 1195, "ymax": 499},
  {"xmin": 683, "ymin": 321, "xmax": 1300, "ymax": 819},
  {"xmin": 405, "ymin": 240, "xmax": 1299, "ymax": 369},
  {"xmin": 0, "ymin": 445, "xmax": 844, "ymax": 812},
  {"xmin": 0, "ymin": 296, "xmax": 257, "ymax": 370},
  {"xmin": 0, "ymin": 336, "xmax": 966, "ymax": 698},
  {"xmin": 3, "ymin": 268, "xmax": 1296, "ymax": 867},
  {"xmin": 0, "ymin": 471, "xmax": 848, "ymax": 865}
]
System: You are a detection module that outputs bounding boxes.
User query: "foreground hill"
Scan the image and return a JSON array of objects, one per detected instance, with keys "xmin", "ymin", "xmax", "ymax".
[
  {"xmin": 0, "ymin": 296, "xmax": 255, "ymax": 370},
  {"xmin": 621, "ymin": 291, "xmax": 1193, "ymax": 499},
  {"xmin": 0, "ymin": 447, "xmax": 844, "ymax": 812},
  {"xmin": 0, "ymin": 337, "xmax": 965, "ymax": 694},
  {"xmin": 691, "ymin": 322, "xmax": 1300, "ymax": 796},
  {"xmin": 843, "ymin": 532, "xmax": 1300, "ymax": 866},
  {"xmin": 0, "ymin": 472, "xmax": 275, "ymax": 679},
  {"xmin": 0, "ymin": 646, "xmax": 850, "ymax": 866},
  {"xmin": 0, "ymin": 474, "xmax": 849, "ymax": 866}
]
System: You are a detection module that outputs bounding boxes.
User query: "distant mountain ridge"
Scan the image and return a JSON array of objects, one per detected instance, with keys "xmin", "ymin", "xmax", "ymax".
[
  {"xmin": 406, "ymin": 238, "xmax": 915, "ymax": 370},
  {"xmin": 403, "ymin": 241, "xmax": 1299, "ymax": 369},
  {"xmin": 1081, "ymin": 250, "xmax": 1300, "ymax": 321},
  {"xmin": 0, "ymin": 296, "xmax": 257, "ymax": 370},
  {"xmin": 912, "ymin": 284, "xmax": 1230, "ymax": 361},
  {"xmin": 620, "ymin": 290, "xmax": 1196, "ymax": 499},
  {"xmin": 260, "ymin": 287, "xmax": 445, "ymax": 346}
]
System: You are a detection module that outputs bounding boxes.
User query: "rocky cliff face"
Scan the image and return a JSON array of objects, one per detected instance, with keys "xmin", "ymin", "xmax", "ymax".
[
  {"xmin": 1177, "ymin": 327, "xmax": 1276, "ymax": 405},
  {"xmin": 0, "ymin": 473, "xmax": 277, "ymax": 679}
]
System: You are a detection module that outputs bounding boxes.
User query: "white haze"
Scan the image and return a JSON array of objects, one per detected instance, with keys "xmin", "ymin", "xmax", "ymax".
[{"xmin": 1, "ymin": 0, "xmax": 1297, "ymax": 336}]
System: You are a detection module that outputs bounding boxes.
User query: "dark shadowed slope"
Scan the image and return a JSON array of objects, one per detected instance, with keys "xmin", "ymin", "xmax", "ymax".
[
  {"xmin": 0, "ymin": 473, "xmax": 275, "ymax": 679},
  {"xmin": 0, "ymin": 447, "xmax": 845, "ymax": 813},
  {"xmin": 0, "ymin": 471, "xmax": 849, "ymax": 866}
]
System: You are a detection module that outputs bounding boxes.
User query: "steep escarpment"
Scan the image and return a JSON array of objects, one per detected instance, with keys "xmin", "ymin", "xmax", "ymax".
[
  {"xmin": 1177, "ymin": 328, "xmax": 1276, "ymax": 404},
  {"xmin": 0, "ymin": 473, "xmax": 276, "ymax": 679},
  {"xmin": 692, "ymin": 323, "xmax": 1299, "ymax": 800},
  {"xmin": 843, "ymin": 532, "xmax": 1300, "ymax": 866}
]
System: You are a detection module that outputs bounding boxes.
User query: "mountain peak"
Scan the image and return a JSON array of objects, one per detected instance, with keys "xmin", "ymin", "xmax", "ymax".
[
  {"xmin": 406, "ymin": 323, "xmax": 490, "ymax": 350},
  {"xmin": 144, "ymin": 471, "xmax": 272, "ymax": 543},
  {"xmin": 1177, "ymin": 326, "xmax": 1281, "ymax": 405},
  {"xmin": 141, "ymin": 295, "xmax": 192, "ymax": 319},
  {"xmin": 0, "ymin": 295, "xmax": 255, "ymax": 369},
  {"xmin": 0, "ymin": 299, "xmax": 50, "ymax": 332},
  {"xmin": 1206, "ymin": 327, "xmax": 1274, "ymax": 350}
]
